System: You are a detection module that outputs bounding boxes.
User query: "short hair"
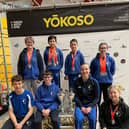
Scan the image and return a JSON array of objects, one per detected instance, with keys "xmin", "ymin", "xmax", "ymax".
[
  {"xmin": 24, "ymin": 36, "xmax": 34, "ymax": 44},
  {"xmin": 11, "ymin": 75, "xmax": 23, "ymax": 84},
  {"xmin": 48, "ymin": 35, "xmax": 57, "ymax": 42},
  {"xmin": 70, "ymin": 38, "xmax": 78, "ymax": 44},
  {"xmin": 43, "ymin": 70, "xmax": 53, "ymax": 76},
  {"xmin": 98, "ymin": 42, "xmax": 108, "ymax": 50}
]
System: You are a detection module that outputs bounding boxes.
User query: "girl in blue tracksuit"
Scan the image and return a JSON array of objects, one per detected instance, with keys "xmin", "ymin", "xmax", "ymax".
[
  {"xmin": 90, "ymin": 42, "xmax": 115, "ymax": 106},
  {"xmin": 44, "ymin": 35, "xmax": 64, "ymax": 88},
  {"xmin": 18, "ymin": 36, "xmax": 44, "ymax": 95},
  {"xmin": 34, "ymin": 70, "xmax": 60, "ymax": 129},
  {"xmin": 64, "ymin": 39, "xmax": 85, "ymax": 90},
  {"xmin": 74, "ymin": 64, "xmax": 100, "ymax": 129}
]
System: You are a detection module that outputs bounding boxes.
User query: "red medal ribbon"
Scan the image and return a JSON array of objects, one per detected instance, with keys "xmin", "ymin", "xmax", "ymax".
[
  {"xmin": 99, "ymin": 55, "xmax": 106, "ymax": 73},
  {"xmin": 48, "ymin": 47, "xmax": 57, "ymax": 64},
  {"xmin": 71, "ymin": 51, "xmax": 77, "ymax": 69},
  {"xmin": 110, "ymin": 104, "xmax": 119, "ymax": 121},
  {"xmin": 27, "ymin": 49, "xmax": 33, "ymax": 65}
]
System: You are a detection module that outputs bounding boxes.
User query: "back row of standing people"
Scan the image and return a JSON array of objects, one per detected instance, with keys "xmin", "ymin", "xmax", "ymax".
[{"xmin": 17, "ymin": 35, "xmax": 116, "ymax": 104}]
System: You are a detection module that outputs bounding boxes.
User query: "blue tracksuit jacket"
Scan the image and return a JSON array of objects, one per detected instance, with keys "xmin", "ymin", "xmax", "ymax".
[
  {"xmin": 90, "ymin": 53, "xmax": 116, "ymax": 84},
  {"xmin": 35, "ymin": 82, "xmax": 60, "ymax": 111},
  {"xmin": 18, "ymin": 48, "xmax": 44, "ymax": 80},
  {"xmin": 64, "ymin": 50, "xmax": 85, "ymax": 76},
  {"xmin": 44, "ymin": 46, "xmax": 63, "ymax": 72}
]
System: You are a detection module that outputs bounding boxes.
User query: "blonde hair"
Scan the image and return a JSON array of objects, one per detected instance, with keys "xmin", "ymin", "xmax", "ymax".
[
  {"xmin": 108, "ymin": 85, "xmax": 124, "ymax": 94},
  {"xmin": 24, "ymin": 36, "xmax": 34, "ymax": 44}
]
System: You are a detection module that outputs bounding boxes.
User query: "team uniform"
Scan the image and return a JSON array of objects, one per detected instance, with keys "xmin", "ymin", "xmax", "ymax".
[
  {"xmin": 99, "ymin": 98, "xmax": 129, "ymax": 129},
  {"xmin": 34, "ymin": 82, "xmax": 60, "ymax": 129},
  {"xmin": 64, "ymin": 50, "xmax": 85, "ymax": 89},
  {"xmin": 90, "ymin": 53, "xmax": 115, "ymax": 103},
  {"xmin": 18, "ymin": 48, "xmax": 44, "ymax": 94},
  {"xmin": 1, "ymin": 90, "xmax": 34, "ymax": 129},
  {"xmin": 44, "ymin": 46, "xmax": 63, "ymax": 87},
  {"xmin": 74, "ymin": 76, "xmax": 100, "ymax": 129}
]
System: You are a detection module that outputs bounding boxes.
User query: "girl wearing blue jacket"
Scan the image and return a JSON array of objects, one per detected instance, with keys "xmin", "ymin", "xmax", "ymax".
[
  {"xmin": 18, "ymin": 36, "xmax": 44, "ymax": 95},
  {"xmin": 90, "ymin": 42, "xmax": 116, "ymax": 106},
  {"xmin": 44, "ymin": 35, "xmax": 64, "ymax": 87}
]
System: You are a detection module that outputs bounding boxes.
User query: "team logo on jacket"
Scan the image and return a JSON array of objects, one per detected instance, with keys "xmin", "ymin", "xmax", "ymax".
[
  {"xmin": 116, "ymin": 111, "xmax": 121, "ymax": 117},
  {"xmin": 88, "ymin": 85, "xmax": 93, "ymax": 91},
  {"xmin": 22, "ymin": 99, "xmax": 27, "ymax": 104}
]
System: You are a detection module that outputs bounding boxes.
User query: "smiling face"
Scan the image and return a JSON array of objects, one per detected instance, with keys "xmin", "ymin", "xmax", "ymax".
[
  {"xmin": 48, "ymin": 38, "xmax": 56, "ymax": 48},
  {"xmin": 25, "ymin": 38, "xmax": 34, "ymax": 50},
  {"xmin": 70, "ymin": 41, "xmax": 78, "ymax": 53},
  {"xmin": 81, "ymin": 64, "xmax": 90, "ymax": 80},
  {"xmin": 99, "ymin": 43, "xmax": 108, "ymax": 56},
  {"xmin": 109, "ymin": 87, "xmax": 120, "ymax": 104},
  {"xmin": 13, "ymin": 81, "xmax": 24, "ymax": 94},
  {"xmin": 43, "ymin": 74, "xmax": 53, "ymax": 86}
]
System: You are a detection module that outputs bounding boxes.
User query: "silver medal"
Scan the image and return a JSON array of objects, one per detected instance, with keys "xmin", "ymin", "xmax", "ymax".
[
  {"xmin": 72, "ymin": 67, "xmax": 75, "ymax": 71},
  {"xmin": 28, "ymin": 64, "xmax": 31, "ymax": 69},
  {"xmin": 112, "ymin": 119, "xmax": 115, "ymax": 125}
]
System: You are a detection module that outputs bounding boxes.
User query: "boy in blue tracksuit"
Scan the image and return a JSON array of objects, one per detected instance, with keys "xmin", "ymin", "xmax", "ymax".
[
  {"xmin": 1, "ymin": 75, "xmax": 34, "ymax": 129},
  {"xmin": 74, "ymin": 64, "xmax": 100, "ymax": 129},
  {"xmin": 64, "ymin": 39, "xmax": 85, "ymax": 90},
  {"xmin": 34, "ymin": 70, "xmax": 60, "ymax": 129},
  {"xmin": 44, "ymin": 35, "xmax": 63, "ymax": 87}
]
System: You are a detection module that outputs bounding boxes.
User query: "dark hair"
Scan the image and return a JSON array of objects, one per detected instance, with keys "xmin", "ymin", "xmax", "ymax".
[
  {"xmin": 43, "ymin": 70, "xmax": 53, "ymax": 76},
  {"xmin": 48, "ymin": 35, "xmax": 57, "ymax": 42},
  {"xmin": 70, "ymin": 38, "xmax": 78, "ymax": 44},
  {"xmin": 98, "ymin": 42, "xmax": 108, "ymax": 50},
  {"xmin": 11, "ymin": 75, "xmax": 23, "ymax": 84}
]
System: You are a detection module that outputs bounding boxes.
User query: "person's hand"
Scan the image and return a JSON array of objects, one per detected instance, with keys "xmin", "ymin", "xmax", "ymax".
[
  {"xmin": 81, "ymin": 107, "xmax": 87, "ymax": 114},
  {"xmin": 42, "ymin": 109, "xmax": 50, "ymax": 117},
  {"xmin": 36, "ymin": 80, "xmax": 41, "ymax": 84},
  {"xmin": 103, "ymin": 127, "xmax": 107, "ymax": 129},
  {"xmin": 15, "ymin": 122, "xmax": 23, "ymax": 129},
  {"xmin": 45, "ymin": 109, "xmax": 50, "ymax": 117},
  {"xmin": 85, "ymin": 107, "xmax": 91, "ymax": 114},
  {"xmin": 64, "ymin": 75, "xmax": 68, "ymax": 80}
]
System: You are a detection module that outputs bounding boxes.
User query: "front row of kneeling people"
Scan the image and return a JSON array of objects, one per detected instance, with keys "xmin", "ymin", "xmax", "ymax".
[{"xmin": 1, "ymin": 64, "xmax": 129, "ymax": 129}]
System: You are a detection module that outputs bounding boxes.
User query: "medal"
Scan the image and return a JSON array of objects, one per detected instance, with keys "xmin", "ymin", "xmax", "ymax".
[
  {"xmin": 48, "ymin": 62, "xmax": 51, "ymax": 65},
  {"xmin": 112, "ymin": 119, "xmax": 115, "ymax": 125},
  {"xmin": 72, "ymin": 67, "xmax": 75, "ymax": 71},
  {"xmin": 110, "ymin": 104, "xmax": 119, "ymax": 126},
  {"xmin": 28, "ymin": 64, "xmax": 31, "ymax": 69}
]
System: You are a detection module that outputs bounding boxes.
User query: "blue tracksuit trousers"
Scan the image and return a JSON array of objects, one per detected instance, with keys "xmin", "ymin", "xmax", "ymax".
[{"xmin": 74, "ymin": 106, "xmax": 97, "ymax": 129}]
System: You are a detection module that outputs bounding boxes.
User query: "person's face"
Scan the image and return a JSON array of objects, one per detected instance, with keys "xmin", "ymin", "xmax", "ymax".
[
  {"xmin": 70, "ymin": 41, "xmax": 78, "ymax": 53},
  {"xmin": 99, "ymin": 44, "xmax": 108, "ymax": 55},
  {"xmin": 13, "ymin": 81, "xmax": 23, "ymax": 94},
  {"xmin": 48, "ymin": 38, "xmax": 56, "ymax": 48},
  {"xmin": 81, "ymin": 64, "xmax": 90, "ymax": 78},
  {"xmin": 43, "ymin": 75, "xmax": 52, "ymax": 85},
  {"xmin": 25, "ymin": 39, "xmax": 34, "ymax": 50},
  {"xmin": 109, "ymin": 88, "xmax": 120, "ymax": 103}
]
